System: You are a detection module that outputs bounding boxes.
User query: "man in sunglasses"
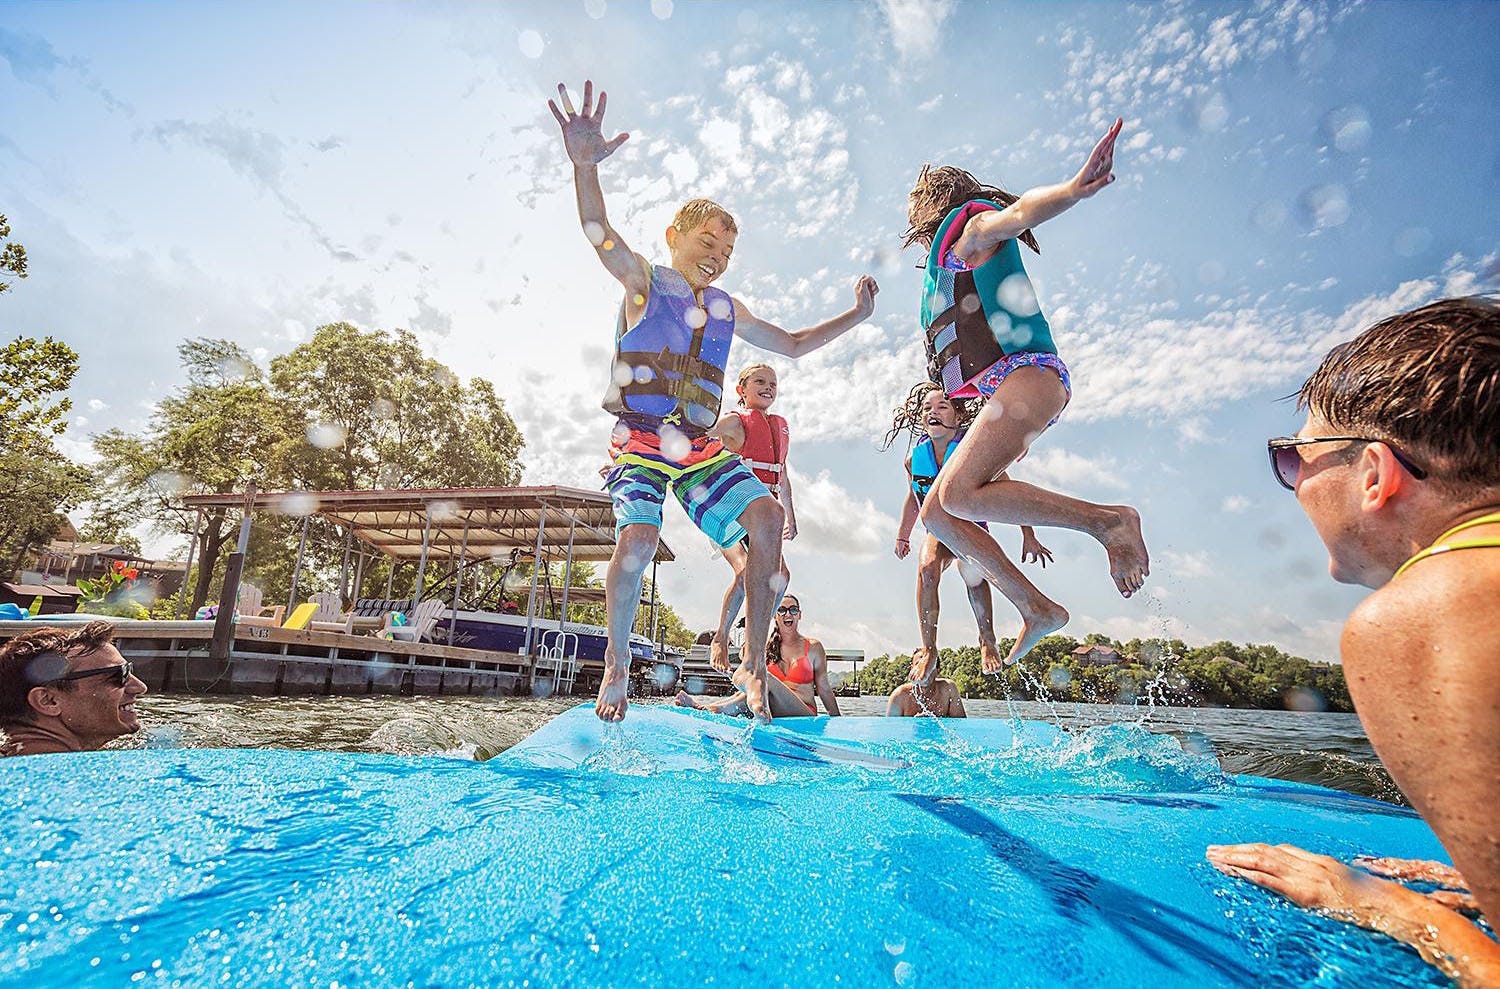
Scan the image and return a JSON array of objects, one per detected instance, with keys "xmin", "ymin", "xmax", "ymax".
[
  {"xmin": 0, "ymin": 620, "xmax": 148, "ymax": 757},
  {"xmin": 1208, "ymin": 297, "xmax": 1500, "ymax": 984}
]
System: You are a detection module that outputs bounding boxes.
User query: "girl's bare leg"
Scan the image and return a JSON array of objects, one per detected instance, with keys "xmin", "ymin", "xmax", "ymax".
[
  {"xmin": 711, "ymin": 543, "xmax": 749, "ymax": 673},
  {"xmin": 912, "ymin": 536, "xmax": 952, "ymax": 683},
  {"xmin": 921, "ymin": 504, "xmax": 1068, "ymax": 669},
  {"xmin": 928, "ymin": 365, "xmax": 1149, "ymax": 597},
  {"xmin": 955, "ymin": 557, "xmax": 1002, "ymax": 673}
]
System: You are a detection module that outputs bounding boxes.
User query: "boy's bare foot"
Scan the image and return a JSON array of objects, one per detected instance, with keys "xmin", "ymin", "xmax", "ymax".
[
  {"xmin": 674, "ymin": 690, "xmax": 705, "ymax": 710},
  {"xmin": 1098, "ymin": 505, "xmax": 1149, "ymax": 597},
  {"xmin": 709, "ymin": 636, "xmax": 730, "ymax": 673},
  {"xmin": 1003, "ymin": 600, "xmax": 1069, "ymax": 667},
  {"xmin": 909, "ymin": 646, "xmax": 938, "ymax": 685},
  {"xmin": 595, "ymin": 658, "xmax": 629, "ymax": 722},
  {"xmin": 980, "ymin": 641, "xmax": 1004, "ymax": 675},
  {"xmin": 741, "ymin": 666, "xmax": 772, "ymax": 723}
]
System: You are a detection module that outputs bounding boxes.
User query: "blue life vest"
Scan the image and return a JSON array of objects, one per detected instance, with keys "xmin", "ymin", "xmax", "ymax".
[
  {"xmin": 920, "ymin": 200, "xmax": 1056, "ymax": 398},
  {"xmin": 910, "ymin": 429, "xmax": 966, "ymax": 505},
  {"xmin": 604, "ymin": 264, "xmax": 735, "ymax": 435}
]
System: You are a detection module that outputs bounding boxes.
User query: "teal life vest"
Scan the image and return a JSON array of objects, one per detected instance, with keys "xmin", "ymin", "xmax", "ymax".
[
  {"xmin": 920, "ymin": 200, "xmax": 1056, "ymax": 398},
  {"xmin": 603, "ymin": 264, "xmax": 735, "ymax": 435},
  {"xmin": 910, "ymin": 429, "xmax": 966, "ymax": 505}
]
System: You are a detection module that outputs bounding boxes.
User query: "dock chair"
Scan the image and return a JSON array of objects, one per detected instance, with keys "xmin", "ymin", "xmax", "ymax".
[
  {"xmin": 307, "ymin": 591, "xmax": 356, "ymax": 633},
  {"xmin": 236, "ymin": 583, "xmax": 285, "ymax": 628},
  {"xmin": 281, "ymin": 602, "xmax": 319, "ymax": 630},
  {"xmin": 380, "ymin": 598, "xmax": 446, "ymax": 643}
]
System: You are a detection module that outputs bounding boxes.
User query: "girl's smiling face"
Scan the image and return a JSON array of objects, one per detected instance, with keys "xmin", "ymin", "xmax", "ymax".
[
  {"xmin": 737, "ymin": 366, "xmax": 778, "ymax": 410},
  {"xmin": 921, "ymin": 389, "xmax": 959, "ymax": 438}
]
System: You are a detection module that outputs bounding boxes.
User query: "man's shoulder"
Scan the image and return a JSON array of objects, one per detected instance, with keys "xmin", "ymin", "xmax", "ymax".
[{"xmin": 1346, "ymin": 556, "xmax": 1500, "ymax": 659}]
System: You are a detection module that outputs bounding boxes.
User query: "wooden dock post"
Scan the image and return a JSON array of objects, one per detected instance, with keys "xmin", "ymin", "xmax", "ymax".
[{"xmin": 210, "ymin": 484, "xmax": 257, "ymax": 663}]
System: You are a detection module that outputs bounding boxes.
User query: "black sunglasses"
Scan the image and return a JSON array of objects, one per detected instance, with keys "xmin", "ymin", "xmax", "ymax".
[
  {"xmin": 776, "ymin": 606, "xmax": 801, "ymax": 616},
  {"xmin": 1267, "ymin": 436, "xmax": 1428, "ymax": 492},
  {"xmin": 47, "ymin": 660, "xmax": 135, "ymax": 689}
]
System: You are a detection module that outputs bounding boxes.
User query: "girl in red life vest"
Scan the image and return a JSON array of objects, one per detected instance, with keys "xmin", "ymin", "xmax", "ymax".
[{"xmin": 706, "ymin": 363, "xmax": 795, "ymax": 674}]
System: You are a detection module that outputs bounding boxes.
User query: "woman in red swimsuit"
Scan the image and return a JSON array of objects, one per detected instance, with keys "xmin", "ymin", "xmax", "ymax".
[{"xmin": 676, "ymin": 594, "xmax": 841, "ymax": 718}]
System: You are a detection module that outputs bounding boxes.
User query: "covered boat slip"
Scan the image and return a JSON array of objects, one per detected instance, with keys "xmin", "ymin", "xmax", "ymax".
[{"xmin": 116, "ymin": 485, "xmax": 678, "ymax": 697}]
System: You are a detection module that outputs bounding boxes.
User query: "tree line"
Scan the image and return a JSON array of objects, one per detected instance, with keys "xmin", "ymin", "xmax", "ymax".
[{"xmin": 852, "ymin": 633, "xmax": 1353, "ymax": 712}]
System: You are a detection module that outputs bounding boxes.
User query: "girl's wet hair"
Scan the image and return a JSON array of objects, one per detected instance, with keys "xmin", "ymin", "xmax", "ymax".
[
  {"xmin": 736, "ymin": 363, "xmax": 776, "ymax": 406},
  {"xmin": 902, "ymin": 164, "xmax": 1041, "ymax": 255},
  {"xmin": 766, "ymin": 593, "xmax": 799, "ymax": 668},
  {"xmin": 881, "ymin": 381, "xmax": 975, "ymax": 451}
]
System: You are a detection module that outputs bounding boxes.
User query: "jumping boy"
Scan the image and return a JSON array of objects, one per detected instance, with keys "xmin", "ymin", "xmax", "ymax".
[
  {"xmin": 707, "ymin": 363, "xmax": 796, "ymax": 674},
  {"xmin": 886, "ymin": 381, "xmax": 1057, "ymax": 673},
  {"xmin": 548, "ymin": 80, "xmax": 878, "ymax": 722}
]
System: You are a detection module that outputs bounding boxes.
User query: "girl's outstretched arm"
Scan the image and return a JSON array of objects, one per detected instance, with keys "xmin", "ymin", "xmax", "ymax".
[
  {"xmin": 734, "ymin": 276, "xmax": 878, "ymax": 358},
  {"xmin": 896, "ymin": 482, "xmax": 919, "ymax": 560},
  {"xmin": 954, "ymin": 118, "xmax": 1123, "ymax": 262},
  {"xmin": 548, "ymin": 80, "xmax": 647, "ymax": 297}
]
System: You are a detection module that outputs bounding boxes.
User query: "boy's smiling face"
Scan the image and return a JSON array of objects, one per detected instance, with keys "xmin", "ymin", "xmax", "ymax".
[
  {"xmin": 666, "ymin": 217, "xmax": 736, "ymax": 291},
  {"xmin": 921, "ymin": 389, "xmax": 959, "ymax": 440}
]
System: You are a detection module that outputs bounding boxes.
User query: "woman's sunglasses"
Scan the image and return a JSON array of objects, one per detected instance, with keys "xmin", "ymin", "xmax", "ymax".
[
  {"xmin": 1267, "ymin": 436, "xmax": 1428, "ymax": 492},
  {"xmin": 776, "ymin": 606, "xmax": 801, "ymax": 616}
]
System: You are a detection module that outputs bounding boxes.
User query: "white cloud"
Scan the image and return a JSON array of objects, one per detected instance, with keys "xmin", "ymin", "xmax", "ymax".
[
  {"xmin": 785, "ymin": 466, "xmax": 898, "ymax": 561},
  {"xmin": 878, "ymin": 0, "xmax": 956, "ymax": 62},
  {"xmin": 1220, "ymin": 495, "xmax": 1251, "ymax": 514},
  {"xmin": 1160, "ymin": 549, "xmax": 1213, "ymax": 580},
  {"xmin": 1008, "ymin": 447, "xmax": 1127, "ymax": 495}
]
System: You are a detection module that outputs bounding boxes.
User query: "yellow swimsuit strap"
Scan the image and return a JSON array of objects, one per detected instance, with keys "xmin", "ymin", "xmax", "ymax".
[{"xmin": 1393, "ymin": 509, "xmax": 1500, "ymax": 579}]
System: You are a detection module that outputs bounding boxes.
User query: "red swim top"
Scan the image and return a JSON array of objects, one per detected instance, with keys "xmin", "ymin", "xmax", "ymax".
[
  {"xmin": 733, "ymin": 408, "xmax": 788, "ymax": 494},
  {"xmin": 769, "ymin": 640, "xmax": 814, "ymax": 685}
]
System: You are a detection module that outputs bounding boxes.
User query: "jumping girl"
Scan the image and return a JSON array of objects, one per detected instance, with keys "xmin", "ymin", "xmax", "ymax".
[
  {"xmin": 886, "ymin": 381, "xmax": 1055, "ymax": 675},
  {"xmin": 707, "ymin": 364, "xmax": 796, "ymax": 674},
  {"xmin": 903, "ymin": 119, "xmax": 1149, "ymax": 682}
]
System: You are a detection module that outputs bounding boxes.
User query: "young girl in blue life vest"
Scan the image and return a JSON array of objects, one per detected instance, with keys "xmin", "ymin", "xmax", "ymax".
[
  {"xmin": 901, "ymin": 119, "xmax": 1149, "ymax": 682},
  {"xmin": 886, "ymin": 381, "xmax": 1056, "ymax": 675},
  {"xmin": 549, "ymin": 79, "xmax": 878, "ymax": 722},
  {"xmin": 706, "ymin": 363, "xmax": 797, "ymax": 675}
]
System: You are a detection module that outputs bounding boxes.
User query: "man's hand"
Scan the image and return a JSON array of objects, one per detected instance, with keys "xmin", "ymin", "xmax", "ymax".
[
  {"xmin": 853, "ymin": 275, "xmax": 879, "ymax": 320},
  {"xmin": 1206, "ymin": 843, "xmax": 1407, "ymax": 927},
  {"xmin": 1068, "ymin": 118, "xmax": 1122, "ymax": 199},
  {"xmin": 1021, "ymin": 530, "xmax": 1053, "ymax": 567},
  {"xmin": 783, "ymin": 516, "xmax": 798, "ymax": 541},
  {"xmin": 894, "ymin": 536, "xmax": 912, "ymax": 560},
  {"xmin": 547, "ymin": 80, "xmax": 629, "ymax": 166}
]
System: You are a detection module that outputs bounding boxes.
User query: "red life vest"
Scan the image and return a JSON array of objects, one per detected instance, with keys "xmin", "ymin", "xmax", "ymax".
[{"xmin": 734, "ymin": 408, "xmax": 788, "ymax": 494}]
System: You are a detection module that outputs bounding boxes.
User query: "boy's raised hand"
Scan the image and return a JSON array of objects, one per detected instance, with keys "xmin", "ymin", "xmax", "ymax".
[
  {"xmin": 547, "ymin": 80, "xmax": 629, "ymax": 166},
  {"xmin": 1069, "ymin": 117, "xmax": 1123, "ymax": 198},
  {"xmin": 853, "ymin": 274, "xmax": 880, "ymax": 318}
]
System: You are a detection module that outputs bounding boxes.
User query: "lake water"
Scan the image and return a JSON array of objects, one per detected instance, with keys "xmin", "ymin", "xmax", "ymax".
[{"xmin": 125, "ymin": 692, "xmax": 1404, "ymax": 804}]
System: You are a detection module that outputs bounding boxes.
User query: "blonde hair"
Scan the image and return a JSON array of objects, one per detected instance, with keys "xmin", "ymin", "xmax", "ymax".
[
  {"xmin": 736, "ymin": 363, "xmax": 776, "ymax": 407},
  {"xmin": 672, "ymin": 198, "xmax": 738, "ymax": 236}
]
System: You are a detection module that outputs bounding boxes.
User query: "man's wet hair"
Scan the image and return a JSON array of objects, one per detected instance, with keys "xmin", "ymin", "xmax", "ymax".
[
  {"xmin": 0, "ymin": 621, "xmax": 117, "ymax": 725},
  {"xmin": 1299, "ymin": 296, "xmax": 1500, "ymax": 488},
  {"xmin": 672, "ymin": 198, "xmax": 737, "ymax": 236}
]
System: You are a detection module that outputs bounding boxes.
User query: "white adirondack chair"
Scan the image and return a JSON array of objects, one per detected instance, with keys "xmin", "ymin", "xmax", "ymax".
[
  {"xmin": 236, "ymin": 582, "xmax": 284, "ymax": 627},
  {"xmin": 307, "ymin": 591, "xmax": 356, "ymax": 633},
  {"xmin": 381, "ymin": 598, "xmax": 446, "ymax": 642}
]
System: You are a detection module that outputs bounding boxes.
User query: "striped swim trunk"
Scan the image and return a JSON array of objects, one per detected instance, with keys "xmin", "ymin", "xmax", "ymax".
[{"xmin": 606, "ymin": 424, "xmax": 773, "ymax": 547}]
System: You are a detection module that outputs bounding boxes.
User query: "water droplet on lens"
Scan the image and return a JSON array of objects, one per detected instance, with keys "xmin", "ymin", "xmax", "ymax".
[
  {"xmin": 997, "ymin": 274, "xmax": 1039, "ymax": 316},
  {"xmin": 1392, "ymin": 226, "xmax": 1432, "ymax": 258},
  {"xmin": 584, "ymin": 0, "xmax": 607, "ymax": 19},
  {"xmin": 1298, "ymin": 184, "xmax": 1350, "ymax": 230},
  {"xmin": 707, "ymin": 297, "xmax": 732, "ymax": 320},
  {"xmin": 583, "ymin": 221, "xmax": 606, "ymax": 246},
  {"xmin": 684, "ymin": 307, "xmax": 708, "ymax": 329},
  {"xmin": 307, "ymin": 422, "xmax": 348, "ymax": 450},
  {"xmin": 1321, "ymin": 105, "xmax": 1371, "ymax": 153},
  {"xmin": 281, "ymin": 491, "xmax": 320, "ymax": 517},
  {"xmin": 517, "ymin": 29, "xmax": 544, "ymax": 60},
  {"xmin": 1252, "ymin": 199, "xmax": 1289, "ymax": 233},
  {"xmin": 650, "ymin": 0, "xmax": 672, "ymax": 19}
]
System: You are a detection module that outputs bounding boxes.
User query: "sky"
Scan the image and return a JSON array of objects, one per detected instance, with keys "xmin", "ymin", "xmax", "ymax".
[{"xmin": 2, "ymin": 0, "xmax": 1497, "ymax": 664}]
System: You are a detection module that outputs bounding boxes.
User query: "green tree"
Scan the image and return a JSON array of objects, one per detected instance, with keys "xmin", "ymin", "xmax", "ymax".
[
  {"xmin": 89, "ymin": 339, "xmax": 294, "ymax": 614},
  {"xmin": 0, "ymin": 214, "xmax": 27, "ymax": 294},
  {"xmin": 0, "ymin": 337, "xmax": 91, "ymax": 577}
]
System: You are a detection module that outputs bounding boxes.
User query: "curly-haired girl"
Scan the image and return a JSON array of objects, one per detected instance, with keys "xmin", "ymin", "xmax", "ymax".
[{"xmin": 887, "ymin": 382, "xmax": 1055, "ymax": 675}]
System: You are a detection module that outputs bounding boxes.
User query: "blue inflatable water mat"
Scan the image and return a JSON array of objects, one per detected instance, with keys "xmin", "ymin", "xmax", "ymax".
[{"xmin": 0, "ymin": 705, "xmax": 1452, "ymax": 987}]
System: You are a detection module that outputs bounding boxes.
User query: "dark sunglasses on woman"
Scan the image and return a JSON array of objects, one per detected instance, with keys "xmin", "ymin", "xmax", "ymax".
[{"xmin": 1267, "ymin": 436, "xmax": 1427, "ymax": 492}]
